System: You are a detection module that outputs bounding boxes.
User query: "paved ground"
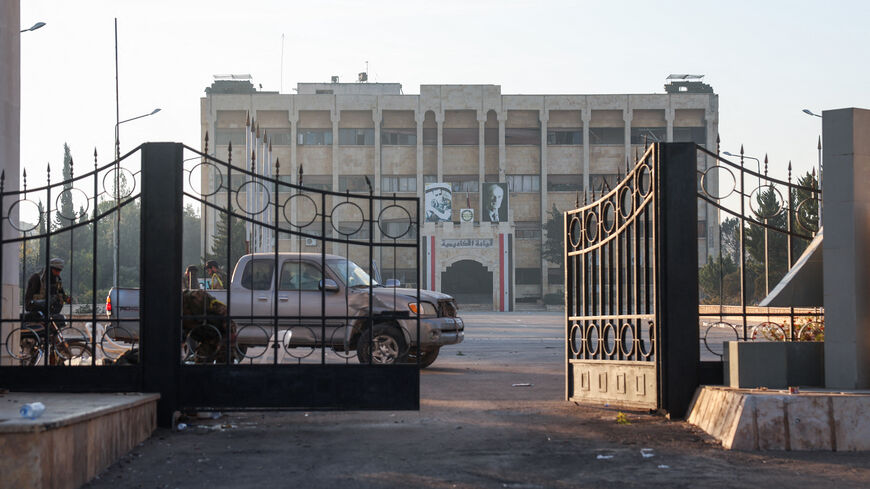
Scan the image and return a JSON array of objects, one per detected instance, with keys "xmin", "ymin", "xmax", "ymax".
[{"xmin": 84, "ymin": 312, "xmax": 870, "ymax": 489}]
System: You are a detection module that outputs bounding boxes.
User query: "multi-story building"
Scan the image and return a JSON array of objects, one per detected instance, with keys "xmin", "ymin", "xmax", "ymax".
[{"xmin": 200, "ymin": 76, "xmax": 718, "ymax": 311}]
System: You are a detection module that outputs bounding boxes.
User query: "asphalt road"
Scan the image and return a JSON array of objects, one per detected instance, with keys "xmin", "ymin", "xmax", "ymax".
[{"xmin": 84, "ymin": 312, "xmax": 870, "ymax": 489}]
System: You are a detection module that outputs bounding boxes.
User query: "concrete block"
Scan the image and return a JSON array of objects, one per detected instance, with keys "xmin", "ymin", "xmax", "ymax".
[
  {"xmin": 831, "ymin": 396, "xmax": 870, "ymax": 450},
  {"xmin": 787, "ymin": 396, "xmax": 833, "ymax": 450},
  {"xmin": 725, "ymin": 341, "xmax": 823, "ymax": 389}
]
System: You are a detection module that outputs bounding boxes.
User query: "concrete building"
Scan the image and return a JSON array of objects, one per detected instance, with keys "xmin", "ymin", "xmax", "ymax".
[{"xmin": 200, "ymin": 76, "xmax": 718, "ymax": 310}]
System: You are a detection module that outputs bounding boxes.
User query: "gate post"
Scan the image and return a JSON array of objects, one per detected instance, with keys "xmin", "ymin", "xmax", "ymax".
[
  {"xmin": 656, "ymin": 142, "xmax": 700, "ymax": 418},
  {"xmin": 140, "ymin": 143, "xmax": 184, "ymax": 427}
]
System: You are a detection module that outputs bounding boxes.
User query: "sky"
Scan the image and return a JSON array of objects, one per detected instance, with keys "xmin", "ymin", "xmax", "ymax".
[{"xmin": 18, "ymin": 0, "xmax": 870, "ymax": 193}]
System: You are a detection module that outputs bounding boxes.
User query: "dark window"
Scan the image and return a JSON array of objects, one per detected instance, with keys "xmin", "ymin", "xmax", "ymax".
[
  {"xmin": 673, "ymin": 126, "xmax": 707, "ymax": 145},
  {"xmin": 215, "ymin": 129, "xmax": 245, "ymax": 146},
  {"xmin": 423, "ymin": 175, "xmax": 437, "ymax": 186},
  {"xmin": 589, "ymin": 174, "xmax": 619, "ymax": 192},
  {"xmin": 548, "ymin": 268, "xmax": 562, "ymax": 284},
  {"xmin": 516, "ymin": 268, "xmax": 542, "ymax": 285},
  {"xmin": 443, "ymin": 175, "xmax": 479, "ymax": 193},
  {"xmin": 301, "ymin": 175, "xmax": 332, "ymax": 191},
  {"xmin": 442, "ymin": 128, "xmax": 479, "ymax": 145},
  {"xmin": 279, "ymin": 262, "xmax": 323, "ymax": 291},
  {"xmin": 297, "ymin": 129, "xmax": 332, "ymax": 145},
  {"xmin": 381, "ymin": 176, "xmax": 417, "ymax": 193},
  {"xmin": 506, "ymin": 175, "xmax": 540, "ymax": 192},
  {"xmin": 241, "ymin": 259, "xmax": 274, "ymax": 290},
  {"xmin": 338, "ymin": 128, "xmax": 374, "ymax": 145},
  {"xmin": 423, "ymin": 128, "xmax": 437, "ymax": 145},
  {"xmin": 484, "ymin": 128, "xmax": 499, "ymax": 145},
  {"xmin": 315, "ymin": 89, "xmax": 333, "ymax": 94},
  {"xmin": 338, "ymin": 175, "xmax": 372, "ymax": 192},
  {"xmin": 505, "ymin": 128, "xmax": 540, "ymax": 145},
  {"xmin": 382, "ymin": 128, "xmax": 417, "ymax": 145},
  {"xmin": 630, "ymin": 127, "xmax": 666, "ymax": 144},
  {"xmin": 588, "ymin": 128, "xmax": 624, "ymax": 145},
  {"xmin": 547, "ymin": 174, "xmax": 582, "ymax": 192},
  {"xmin": 261, "ymin": 129, "xmax": 292, "ymax": 146},
  {"xmin": 547, "ymin": 129, "xmax": 583, "ymax": 145}
]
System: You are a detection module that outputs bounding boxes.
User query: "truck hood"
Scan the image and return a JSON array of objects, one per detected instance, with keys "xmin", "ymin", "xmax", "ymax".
[{"xmin": 348, "ymin": 286, "xmax": 454, "ymax": 315}]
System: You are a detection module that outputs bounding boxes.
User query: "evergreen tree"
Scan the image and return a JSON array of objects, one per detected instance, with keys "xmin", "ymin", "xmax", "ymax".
[
  {"xmin": 542, "ymin": 205, "xmax": 564, "ymax": 267},
  {"xmin": 205, "ymin": 206, "xmax": 246, "ymax": 273}
]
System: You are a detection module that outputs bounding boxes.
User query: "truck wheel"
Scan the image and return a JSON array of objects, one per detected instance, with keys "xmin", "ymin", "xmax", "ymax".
[
  {"xmin": 357, "ymin": 324, "xmax": 406, "ymax": 365},
  {"xmin": 404, "ymin": 347, "xmax": 440, "ymax": 368}
]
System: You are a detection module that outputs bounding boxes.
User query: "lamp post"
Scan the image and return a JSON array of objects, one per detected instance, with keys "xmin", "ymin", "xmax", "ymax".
[
  {"xmin": 20, "ymin": 22, "xmax": 46, "ymax": 33},
  {"xmin": 722, "ymin": 150, "xmax": 762, "ymax": 188}
]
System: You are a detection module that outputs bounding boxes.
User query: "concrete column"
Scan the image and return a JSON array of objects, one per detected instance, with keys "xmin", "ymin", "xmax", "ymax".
[
  {"xmin": 288, "ymin": 111, "xmax": 298, "ymax": 252},
  {"xmin": 373, "ymin": 108, "xmax": 382, "ymax": 194},
  {"xmin": 436, "ymin": 112, "xmax": 444, "ymax": 181},
  {"xmin": 0, "ymin": 1, "xmax": 20, "ymax": 366},
  {"xmin": 477, "ymin": 111, "xmax": 486, "ymax": 219},
  {"xmin": 665, "ymin": 107, "xmax": 674, "ymax": 142},
  {"xmin": 822, "ymin": 107, "xmax": 870, "ymax": 389},
  {"xmin": 539, "ymin": 108, "xmax": 549, "ymax": 295},
  {"xmin": 582, "ymin": 109, "xmax": 591, "ymax": 200},
  {"xmin": 331, "ymin": 110, "xmax": 340, "ymax": 191},
  {"xmin": 623, "ymin": 108, "xmax": 633, "ymax": 170},
  {"xmin": 498, "ymin": 112, "xmax": 507, "ymax": 182},
  {"xmin": 415, "ymin": 111, "xmax": 423, "ymax": 201}
]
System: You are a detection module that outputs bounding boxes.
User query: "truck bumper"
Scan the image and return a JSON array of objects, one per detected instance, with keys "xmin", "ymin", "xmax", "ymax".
[{"xmin": 401, "ymin": 317, "xmax": 464, "ymax": 348}]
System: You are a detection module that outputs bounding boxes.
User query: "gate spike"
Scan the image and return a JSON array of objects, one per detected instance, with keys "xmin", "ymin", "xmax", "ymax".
[
  {"xmin": 364, "ymin": 175, "xmax": 373, "ymax": 194},
  {"xmin": 204, "ymin": 131, "xmax": 209, "ymax": 156},
  {"xmin": 0, "ymin": 170, "xmax": 4, "ymax": 194},
  {"xmin": 227, "ymin": 141, "xmax": 233, "ymax": 165},
  {"xmin": 575, "ymin": 192, "xmax": 579, "ymax": 208},
  {"xmin": 739, "ymin": 144, "xmax": 744, "ymax": 156},
  {"xmin": 46, "ymin": 163, "xmax": 51, "ymax": 184},
  {"xmin": 788, "ymin": 161, "xmax": 792, "ymax": 181},
  {"xmin": 811, "ymin": 166, "xmax": 816, "ymax": 188},
  {"xmin": 764, "ymin": 154, "xmax": 768, "ymax": 176},
  {"xmin": 246, "ymin": 111, "xmax": 250, "ymax": 127},
  {"xmin": 716, "ymin": 133, "xmax": 721, "ymax": 154},
  {"xmin": 817, "ymin": 135, "xmax": 822, "ymax": 151},
  {"xmin": 251, "ymin": 150, "xmax": 256, "ymax": 172},
  {"xmin": 94, "ymin": 147, "xmax": 98, "ymax": 168},
  {"xmin": 298, "ymin": 163, "xmax": 304, "ymax": 186},
  {"xmin": 275, "ymin": 157, "xmax": 280, "ymax": 175},
  {"xmin": 22, "ymin": 169, "xmax": 27, "ymax": 191},
  {"xmin": 69, "ymin": 157, "xmax": 74, "ymax": 179}
]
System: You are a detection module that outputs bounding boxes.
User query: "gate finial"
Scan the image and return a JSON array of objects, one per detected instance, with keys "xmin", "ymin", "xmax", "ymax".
[
  {"xmin": 818, "ymin": 135, "xmax": 822, "ymax": 151},
  {"xmin": 246, "ymin": 111, "xmax": 250, "ymax": 127},
  {"xmin": 22, "ymin": 169, "xmax": 27, "ymax": 192},
  {"xmin": 788, "ymin": 161, "xmax": 793, "ymax": 182},
  {"xmin": 298, "ymin": 163, "xmax": 304, "ymax": 186},
  {"xmin": 227, "ymin": 141, "xmax": 233, "ymax": 165},
  {"xmin": 364, "ymin": 176, "xmax": 373, "ymax": 194},
  {"xmin": 764, "ymin": 154, "xmax": 768, "ymax": 176},
  {"xmin": 204, "ymin": 131, "xmax": 209, "ymax": 156},
  {"xmin": 94, "ymin": 147, "xmax": 98, "ymax": 169},
  {"xmin": 70, "ymin": 157, "xmax": 74, "ymax": 179},
  {"xmin": 275, "ymin": 157, "xmax": 280, "ymax": 176},
  {"xmin": 251, "ymin": 150, "xmax": 256, "ymax": 172},
  {"xmin": 575, "ymin": 191, "xmax": 580, "ymax": 208},
  {"xmin": 716, "ymin": 134, "xmax": 721, "ymax": 154}
]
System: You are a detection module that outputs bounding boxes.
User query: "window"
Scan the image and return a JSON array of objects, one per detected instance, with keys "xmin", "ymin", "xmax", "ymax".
[
  {"xmin": 484, "ymin": 128, "xmax": 499, "ymax": 145},
  {"xmin": 279, "ymin": 262, "xmax": 322, "ymax": 291},
  {"xmin": 515, "ymin": 222, "xmax": 542, "ymax": 239},
  {"xmin": 548, "ymin": 268, "xmax": 562, "ymax": 284},
  {"xmin": 338, "ymin": 175, "xmax": 372, "ymax": 192},
  {"xmin": 589, "ymin": 174, "xmax": 619, "ymax": 192},
  {"xmin": 547, "ymin": 174, "xmax": 582, "ymax": 192},
  {"xmin": 240, "ymin": 259, "xmax": 274, "ymax": 290},
  {"xmin": 261, "ymin": 129, "xmax": 292, "ymax": 146},
  {"xmin": 507, "ymin": 175, "xmax": 540, "ymax": 193},
  {"xmin": 547, "ymin": 129, "xmax": 582, "ymax": 145},
  {"xmin": 442, "ymin": 128, "xmax": 479, "ymax": 145},
  {"xmin": 630, "ymin": 127, "xmax": 666, "ymax": 145},
  {"xmin": 443, "ymin": 175, "xmax": 479, "ymax": 193},
  {"xmin": 504, "ymin": 128, "xmax": 540, "ymax": 145},
  {"xmin": 382, "ymin": 128, "xmax": 417, "ymax": 145},
  {"xmin": 423, "ymin": 128, "xmax": 437, "ymax": 145},
  {"xmin": 338, "ymin": 128, "xmax": 374, "ymax": 145},
  {"xmin": 215, "ymin": 129, "xmax": 245, "ymax": 146},
  {"xmin": 588, "ymin": 128, "xmax": 624, "ymax": 145},
  {"xmin": 673, "ymin": 127, "xmax": 707, "ymax": 145},
  {"xmin": 423, "ymin": 175, "xmax": 437, "ymax": 186},
  {"xmin": 300, "ymin": 175, "xmax": 332, "ymax": 191},
  {"xmin": 382, "ymin": 176, "xmax": 417, "ymax": 193},
  {"xmin": 380, "ymin": 220, "xmax": 417, "ymax": 240},
  {"xmin": 516, "ymin": 268, "xmax": 542, "ymax": 285},
  {"xmin": 297, "ymin": 129, "xmax": 332, "ymax": 145}
]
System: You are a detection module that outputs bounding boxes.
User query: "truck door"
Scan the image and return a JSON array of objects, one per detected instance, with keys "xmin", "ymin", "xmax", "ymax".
[{"xmin": 233, "ymin": 258, "xmax": 276, "ymax": 322}]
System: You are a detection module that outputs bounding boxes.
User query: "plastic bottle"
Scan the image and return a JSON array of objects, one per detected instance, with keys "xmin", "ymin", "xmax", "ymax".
[{"xmin": 19, "ymin": 402, "xmax": 46, "ymax": 420}]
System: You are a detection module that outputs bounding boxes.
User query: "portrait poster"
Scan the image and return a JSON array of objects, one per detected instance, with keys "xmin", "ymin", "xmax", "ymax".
[
  {"xmin": 482, "ymin": 182, "xmax": 508, "ymax": 222},
  {"xmin": 424, "ymin": 183, "xmax": 452, "ymax": 222}
]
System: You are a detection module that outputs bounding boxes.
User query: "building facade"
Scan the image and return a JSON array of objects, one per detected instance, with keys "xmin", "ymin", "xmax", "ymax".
[{"xmin": 201, "ymin": 78, "xmax": 718, "ymax": 310}]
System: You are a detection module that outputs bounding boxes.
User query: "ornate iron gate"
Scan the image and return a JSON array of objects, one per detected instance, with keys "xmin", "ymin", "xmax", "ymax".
[
  {"xmin": 565, "ymin": 143, "xmax": 699, "ymax": 417},
  {"xmin": 0, "ymin": 140, "xmax": 423, "ymax": 427}
]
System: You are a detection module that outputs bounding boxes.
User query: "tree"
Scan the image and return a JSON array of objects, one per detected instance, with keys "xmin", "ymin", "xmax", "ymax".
[
  {"xmin": 182, "ymin": 204, "xmax": 202, "ymax": 270},
  {"xmin": 205, "ymin": 205, "xmax": 247, "ymax": 273},
  {"xmin": 542, "ymin": 205, "xmax": 564, "ymax": 267}
]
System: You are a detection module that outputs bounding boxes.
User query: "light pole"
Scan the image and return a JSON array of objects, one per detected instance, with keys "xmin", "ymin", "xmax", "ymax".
[
  {"xmin": 722, "ymin": 150, "xmax": 763, "ymax": 188},
  {"xmin": 20, "ymin": 22, "xmax": 46, "ymax": 33}
]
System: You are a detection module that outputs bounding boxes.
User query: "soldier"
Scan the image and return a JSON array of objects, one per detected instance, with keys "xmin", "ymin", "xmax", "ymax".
[
  {"xmin": 181, "ymin": 289, "xmax": 238, "ymax": 363},
  {"xmin": 204, "ymin": 260, "xmax": 227, "ymax": 289},
  {"xmin": 24, "ymin": 257, "xmax": 71, "ymax": 322}
]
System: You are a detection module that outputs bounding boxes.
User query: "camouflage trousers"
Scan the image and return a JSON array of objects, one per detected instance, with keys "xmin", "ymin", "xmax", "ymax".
[{"xmin": 182, "ymin": 290, "xmax": 238, "ymax": 363}]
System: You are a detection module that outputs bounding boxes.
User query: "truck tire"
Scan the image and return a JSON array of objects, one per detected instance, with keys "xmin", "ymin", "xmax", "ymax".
[
  {"xmin": 357, "ymin": 323, "xmax": 406, "ymax": 365},
  {"xmin": 404, "ymin": 347, "xmax": 440, "ymax": 368}
]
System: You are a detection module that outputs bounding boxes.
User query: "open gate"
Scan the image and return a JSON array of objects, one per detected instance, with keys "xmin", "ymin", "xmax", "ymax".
[{"xmin": 565, "ymin": 143, "xmax": 699, "ymax": 417}]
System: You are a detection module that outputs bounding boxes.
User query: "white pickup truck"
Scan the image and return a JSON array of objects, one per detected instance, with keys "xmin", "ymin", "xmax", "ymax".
[{"xmin": 106, "ymin": 253, "xmax": 464, "ymax": 367}]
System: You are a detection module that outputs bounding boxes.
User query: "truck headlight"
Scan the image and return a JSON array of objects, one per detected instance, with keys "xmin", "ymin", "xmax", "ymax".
[{"xmin": 408, "ymin": 302, "xmax": 438, "ymax": 316}]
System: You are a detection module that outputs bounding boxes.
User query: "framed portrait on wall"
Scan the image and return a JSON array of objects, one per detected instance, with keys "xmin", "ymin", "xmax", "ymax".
[{"xmin": 482, "ymin": 182, "xmax": 507, "ymax": 222}]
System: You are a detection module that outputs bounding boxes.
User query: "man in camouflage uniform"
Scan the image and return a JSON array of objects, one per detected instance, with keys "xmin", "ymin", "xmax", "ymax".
[{"xmin": 182, "ymin": 289, "xmax": 238, "ymax": 363}]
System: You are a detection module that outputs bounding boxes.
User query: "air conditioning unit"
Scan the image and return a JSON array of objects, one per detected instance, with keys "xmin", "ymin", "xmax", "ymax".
[{"xmin": 304, "ymin": 238, "xmax": 317, "ymax": 247}]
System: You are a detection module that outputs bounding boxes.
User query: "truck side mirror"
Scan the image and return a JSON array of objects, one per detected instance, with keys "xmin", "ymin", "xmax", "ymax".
[
  {"xmin": 319, "ymin": 279, "xmax": 339, "ymax": 292},
  {"xmin": 385, "ymin": 279, "xmax": 400, "ymax": 287}
]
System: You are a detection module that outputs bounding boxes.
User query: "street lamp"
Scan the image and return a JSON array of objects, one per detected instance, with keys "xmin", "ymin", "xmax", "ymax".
[
  {"xmin": 722, "ymin": 150, "xmax": 763, "ymax": 188},
  {"xmin": 20, "ymin": 22, "xmax": 46, "ymax": 33},
  {"xmin": 802, "ymin": 109, "xmax": 822, "ymax": 118},
  {"xmin": 114, "ymin": 108, "xmax": 161, "ymax": 161}
]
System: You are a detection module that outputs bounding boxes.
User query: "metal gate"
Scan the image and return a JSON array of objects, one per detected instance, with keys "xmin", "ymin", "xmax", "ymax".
[
  {"xmin": 0, "ymin": 139, "xmax": 423, "ymax": 427},
  {"xmin": 565, "ymin": 143, "xmax": 699, "ymax": 417}
]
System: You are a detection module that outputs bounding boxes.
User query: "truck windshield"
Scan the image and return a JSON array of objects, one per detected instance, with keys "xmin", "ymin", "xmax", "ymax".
[{"xmin": 326, "ymin": 259, "xmax": 380, "ymax": 288}]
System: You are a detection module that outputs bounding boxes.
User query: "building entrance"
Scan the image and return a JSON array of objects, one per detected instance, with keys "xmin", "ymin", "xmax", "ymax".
[{"xmin": 442, "ymin": 260, "xmax": 492, "ymax": 308}]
